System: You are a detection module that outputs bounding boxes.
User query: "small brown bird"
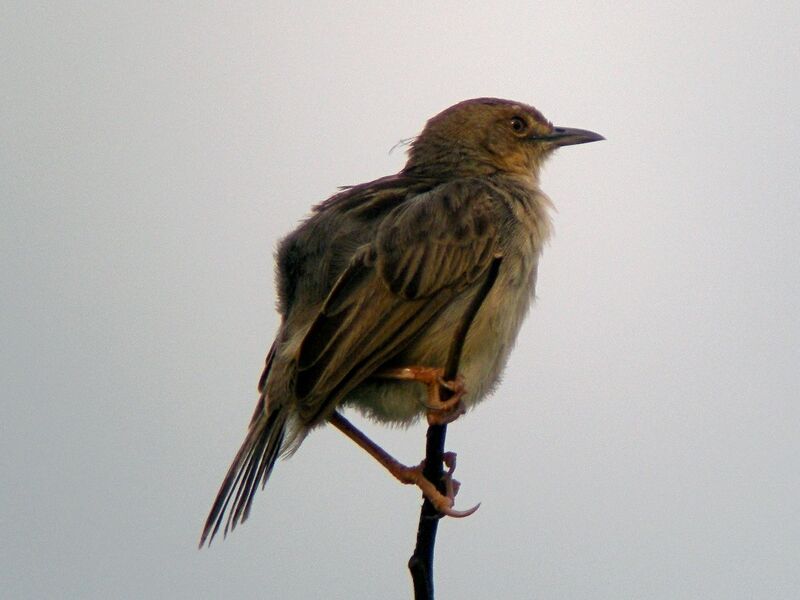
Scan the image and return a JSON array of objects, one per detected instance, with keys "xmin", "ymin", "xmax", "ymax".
[{"xmin": 200, "ymin": 98, "xmax": 603, "ymax": 546}]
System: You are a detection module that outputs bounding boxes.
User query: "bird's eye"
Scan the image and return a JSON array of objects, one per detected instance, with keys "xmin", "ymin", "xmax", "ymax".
[{"xmin": 510, "ymin": 116, "xmax": 528, "ymax": 134}]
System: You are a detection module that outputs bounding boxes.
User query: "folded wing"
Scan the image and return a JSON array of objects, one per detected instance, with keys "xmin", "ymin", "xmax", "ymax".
[{"xmin": 294, "ymin": 179, "xmax": 502, "ymax": 424}]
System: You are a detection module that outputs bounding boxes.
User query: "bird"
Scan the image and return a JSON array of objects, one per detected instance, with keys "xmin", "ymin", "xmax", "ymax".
[{"xmin": 200, "ymin": 97, "xmax": 603, "ymax": 546}]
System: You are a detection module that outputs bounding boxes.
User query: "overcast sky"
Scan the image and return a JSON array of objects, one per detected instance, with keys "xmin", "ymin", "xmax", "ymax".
[{"xmin": 3, "ymin": 3, "xmax": 799, "ymax": 599}]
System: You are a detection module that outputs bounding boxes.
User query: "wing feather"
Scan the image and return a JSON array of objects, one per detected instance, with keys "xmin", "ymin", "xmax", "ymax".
[{"xmin": 293, "ymin": 179, "xmax": 504, "ymax": 424}]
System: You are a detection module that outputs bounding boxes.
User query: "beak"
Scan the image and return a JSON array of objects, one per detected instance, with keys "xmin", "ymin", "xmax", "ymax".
[{"xmin": 546, "ymin": 126, "xmax": 605, "ymax": 147}]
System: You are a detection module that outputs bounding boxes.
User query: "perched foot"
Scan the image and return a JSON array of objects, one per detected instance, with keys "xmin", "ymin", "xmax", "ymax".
[
  {"xmin": 375, "ymin": 366, "xmax": 468, "ymax": 425},
  {"xmin": 329, "ymin": 411, "xmax": 480, "ymax": 518},
  {"xmin": 397, "ymin": 456, "xmax": 480, "ymax": 519}
]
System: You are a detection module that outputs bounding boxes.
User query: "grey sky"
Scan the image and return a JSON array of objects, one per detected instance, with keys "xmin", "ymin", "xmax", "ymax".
[{"xmin": 3, "ymin": 3, "xmax": 799, "ymax": 599}]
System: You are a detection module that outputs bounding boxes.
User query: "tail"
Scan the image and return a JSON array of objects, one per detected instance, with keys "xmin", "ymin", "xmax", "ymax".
[{"xmin": 199, "ymin": 344, "xmax": 287, "ymax": 547}]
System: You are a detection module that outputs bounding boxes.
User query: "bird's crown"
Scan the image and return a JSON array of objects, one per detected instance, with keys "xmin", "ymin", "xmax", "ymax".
[{"xmin": 404, "ymin": 98, "xmax": 557, "ymax": 178}]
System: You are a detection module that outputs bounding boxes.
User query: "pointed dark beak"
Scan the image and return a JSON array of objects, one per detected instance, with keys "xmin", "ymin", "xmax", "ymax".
[{"xmin": 546, "ymin": 126, "xmax": 605, "ymax": 147}]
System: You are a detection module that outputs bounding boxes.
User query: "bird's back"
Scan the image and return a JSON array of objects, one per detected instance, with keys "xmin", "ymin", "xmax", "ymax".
[{"xmin": 274, "ymin": 174, "xmax": 437, "ymax": 326}]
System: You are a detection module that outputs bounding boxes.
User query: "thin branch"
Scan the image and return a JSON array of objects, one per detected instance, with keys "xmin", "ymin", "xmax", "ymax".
[{"xmin": 408, "ymin": 255, "xmax": 504, "ymax": 599}]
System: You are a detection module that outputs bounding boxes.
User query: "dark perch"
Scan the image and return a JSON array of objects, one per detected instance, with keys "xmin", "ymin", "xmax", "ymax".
[{"xmin": 408, "ymin": 256, "xmax": 503, "ymax": 599}]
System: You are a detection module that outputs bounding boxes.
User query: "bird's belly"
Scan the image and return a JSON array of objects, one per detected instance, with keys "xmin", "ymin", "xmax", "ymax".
[{"xmin": 344, "ymin": 255, "xmax": 537, "ymax": 425}]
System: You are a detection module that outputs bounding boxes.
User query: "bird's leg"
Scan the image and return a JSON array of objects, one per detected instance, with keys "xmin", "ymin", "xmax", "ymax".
[
  {"xmin": 374, "ymin": 366, "xmax": 467, "ymax": 425},
  {"xmin": 328, "ymin": 411, "xmax": 479, "ymax": 518}
]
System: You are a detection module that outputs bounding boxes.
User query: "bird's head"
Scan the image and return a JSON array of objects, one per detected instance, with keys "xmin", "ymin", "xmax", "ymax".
[{"xmin": 403, "ymin": 98, "xmax": 603, "ymax": 180}]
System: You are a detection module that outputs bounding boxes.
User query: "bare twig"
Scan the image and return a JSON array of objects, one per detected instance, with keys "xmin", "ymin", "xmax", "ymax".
[{"xmin": 408, "ymin": 255, "xmax": 503, "ymax": 599}]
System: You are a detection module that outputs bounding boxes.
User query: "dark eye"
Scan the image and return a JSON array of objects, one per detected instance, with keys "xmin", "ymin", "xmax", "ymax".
[{"xmin": 510, "ymin": 116, "xmax": 527, "ymax": 134}]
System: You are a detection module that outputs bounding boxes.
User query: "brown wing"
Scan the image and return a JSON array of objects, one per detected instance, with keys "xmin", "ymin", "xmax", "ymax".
[{"xmin": 294, "ymin": 179, "xmax": 502, "ymax": 424}]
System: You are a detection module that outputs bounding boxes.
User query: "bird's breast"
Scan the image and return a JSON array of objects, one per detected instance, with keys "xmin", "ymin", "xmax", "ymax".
[
  {"xmin": 346, "ymin": 235, "xmax": 543, "ymax": 425},
  {"xmin": 344, "ymin": 180, "xmax": 551, "ymax": 425}
]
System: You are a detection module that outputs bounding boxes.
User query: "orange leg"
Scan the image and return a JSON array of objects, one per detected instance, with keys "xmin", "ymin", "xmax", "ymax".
[
  {"xmin": 374, "ymin": 366, "xmax": 467, "ymax": 425},
  {"xmin": 329, "ymin": 411, "xmax": 480, "ymax": 518}
]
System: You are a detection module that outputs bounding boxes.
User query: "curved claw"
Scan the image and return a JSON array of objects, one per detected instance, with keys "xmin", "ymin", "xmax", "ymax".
[
  {"xmin": 440, "ymin": 501, "xmax": 481, "ymax": 519},
  {"xmin": 414, "ymin": 468, "xmax": 480, "ymax": 519},
  {"xmin": 328, "ymin": 411, "xmax": 479, "ymax": 520}
]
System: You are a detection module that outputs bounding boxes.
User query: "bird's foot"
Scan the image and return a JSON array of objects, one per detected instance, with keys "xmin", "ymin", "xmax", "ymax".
[
  {"xmin": 375, "ymin": 366, "xmax": 467, "ymax": 425},
  {"xmin": 399, "ymin": 452, "xmax": 480, "ymax": 518},
  {"xmin": 425, "ymin": 390, "xmax": 466, "ymax": 425},
  {"xmin": 328, "ymin": 412, "xmax": 479, "ymax": 518}
]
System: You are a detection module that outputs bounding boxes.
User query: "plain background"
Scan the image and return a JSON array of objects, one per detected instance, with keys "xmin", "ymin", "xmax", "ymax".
[{"xmin": 3, "ymin": 3, "xmax": 799, "ymax": 599}]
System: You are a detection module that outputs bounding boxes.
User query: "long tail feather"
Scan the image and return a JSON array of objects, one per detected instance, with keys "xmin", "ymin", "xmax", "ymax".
[
  {"xmin": 200, "ymin": 342, "xmax": 286, "ymax": 547},
  {"xmin": 199, "ymin": 404, "xmax": 287, "ymax": 547}
]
